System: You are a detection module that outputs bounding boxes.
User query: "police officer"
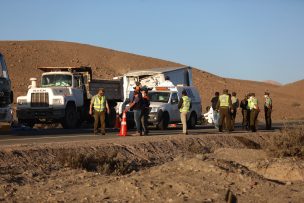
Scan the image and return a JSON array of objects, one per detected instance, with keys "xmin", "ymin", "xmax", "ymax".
[
  {"xmin": 264, "ymin": 91, "xmax": 272, "ymax": 130},
  {"xmin": 240, "ymin": 94, "xmax": 248, "ymax": 129},
  {"xmin": 216, "ymin": 89, "xmax": 233, "ymax": 132},
  {"xmin": 89, "ymin": 88, "xmax": 110, "ymax": 135},
  {"xmin": 248, "ymin": 93, "xmax": 259, "ymax": 132},
  {"xmin": 178, "ymin": 89, "xmax": 192, "ymax": 135},
  {"xmin": 231, "ymin": 92, "xmax": 239, "ymax": 130}
]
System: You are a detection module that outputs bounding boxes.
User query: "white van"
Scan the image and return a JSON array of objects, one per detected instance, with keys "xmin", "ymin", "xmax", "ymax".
[{"xmin": 148, "ymin": 86, "xmax": 202, "ymax": 130}]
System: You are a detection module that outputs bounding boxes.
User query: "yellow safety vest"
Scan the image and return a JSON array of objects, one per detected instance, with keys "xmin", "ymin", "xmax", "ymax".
[
  {"xmin": 219, "ymin": 94, "xmax": 229, "ymax": 107},
  {"xmin": 248, "ymin": 97, "xmax": 258, "ymax": 110},
  {"xmin": 180, "ymin": 96, "xmax": 191, "ymax": 113},
  {"xmin": 93, "ymin": 95, "xmax": 106, "ymax": 112}
]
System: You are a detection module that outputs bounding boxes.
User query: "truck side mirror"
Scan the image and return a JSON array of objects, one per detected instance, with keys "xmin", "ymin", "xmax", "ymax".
[{"xmin": 10, "ymin": 91, "xmax": 13, "ymax": 104}]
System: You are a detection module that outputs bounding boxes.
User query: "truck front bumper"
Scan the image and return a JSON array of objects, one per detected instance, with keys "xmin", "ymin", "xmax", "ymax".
[
  {"xmin": 17, "ymin": 108, "xmax": 65, "ymax": 120},
  {"xmin": 148, "ymin": 111, "xmax": 162, "ymax": 125},
  {"xmin": 0, "ymin": 108, "xmax": 13, "ymax": 123}
]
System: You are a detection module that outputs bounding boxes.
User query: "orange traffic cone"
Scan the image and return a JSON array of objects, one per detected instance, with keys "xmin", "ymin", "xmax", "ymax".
[
  {"xmin": 115, "ymin": 113, "xmax": 121, "ymax": 129},
  {"xmin": 118, "ymin": 112, "xmax": 128, "ymax": 136}
]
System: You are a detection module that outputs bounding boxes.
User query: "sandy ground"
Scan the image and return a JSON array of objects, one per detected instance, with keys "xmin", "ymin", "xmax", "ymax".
[{"xmin": 1, "ymin": 132, "xmax": 304, "ymax": 202}]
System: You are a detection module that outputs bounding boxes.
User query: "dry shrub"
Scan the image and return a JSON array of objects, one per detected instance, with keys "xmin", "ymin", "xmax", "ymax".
[{"xmin": 267, "ymin": 124, "xmax": 304, "ymax": 158}]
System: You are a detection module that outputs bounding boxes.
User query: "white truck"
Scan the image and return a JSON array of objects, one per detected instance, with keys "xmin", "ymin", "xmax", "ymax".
[
  {"xmin": 118, "ymin": 66, "xmax": 202, "ymax": 129},
  {"xmin": 0, "ymin": 53, "xmax": 13, "ymax": 128},
  {"xmin": 148, "ymin": 86, "xmax": 202, "ymax": 130},
  {"xmin": 16, "ymin": 67, "xmax": 123, "ymax": 128}
]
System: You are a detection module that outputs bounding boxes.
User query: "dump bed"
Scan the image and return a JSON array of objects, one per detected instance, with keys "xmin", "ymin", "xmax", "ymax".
[{"xmin": 87, "ymin": 79, "xmax": 123, "ymax": 101}]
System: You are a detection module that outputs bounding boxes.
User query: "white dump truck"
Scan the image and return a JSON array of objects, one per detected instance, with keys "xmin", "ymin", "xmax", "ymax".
[
  {"xmin": 0, "ymin": 53, "xmax": 13, "ymax": 129},
  {"xmin": 16, "ymin": 67, "xmax": 123, "ymax": 128},
  {"xmin": 117, "ymin": 66, "xmax": 202, "ymax": 129}
]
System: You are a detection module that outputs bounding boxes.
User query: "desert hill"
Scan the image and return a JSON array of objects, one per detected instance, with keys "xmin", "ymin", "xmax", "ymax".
[{"xmin": 0, "ymin": 40, "xmax": 303, "ymax": 121}]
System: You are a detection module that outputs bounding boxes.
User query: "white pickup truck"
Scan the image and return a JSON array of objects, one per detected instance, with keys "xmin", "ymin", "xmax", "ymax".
[
  {"xmin": 16, "ymin": 67, "xmax": 123, "ymax": 128},
  {"xmin": 148, "ymin": 86, "xmax": 202, "ymax": 130},
  {"xmin": 0, "ymin": 53, "xmax": 13, "ymax": 128}
]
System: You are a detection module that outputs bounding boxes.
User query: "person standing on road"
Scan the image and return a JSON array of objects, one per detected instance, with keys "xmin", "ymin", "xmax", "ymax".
[
  {"xmin": 264, "ymin": 91, "xmax": 272, "ymax": 130},
  {"xmin": 240, "ymin": 94, "xmax": 249, "ymax": 129},
  {"xmin": 89, "ymin": 88, "xmax": 110, "ymax": 135},
  {"xmin": 178, "ymin": 89, "xmax": 192, "ymax": 135},
  {"xmin": 216, "ymin": 89, "xmax": 233, "ymax": 132},
  {"xmin": 125, "ymin": 90, "xmax": 143, "ymax": 136},
  {"xmin": 248, "ymin": 93, "xmax": 259, "ymax": 132},
  {"xmin": 140, "ymin": 87, "xmax": 150, "ymax": 135},
  {"xmin": 211, "ymin": 92, "xmax": 220, "ymax": 129},
  {"xmin": 231, "ymin": 92, "xmax": 239, "ymax": 130}
]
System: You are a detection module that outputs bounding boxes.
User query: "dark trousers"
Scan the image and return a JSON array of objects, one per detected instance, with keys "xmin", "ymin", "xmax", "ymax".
[
  {"xmin": 140, "ymin": 108, "xmax": 149, "ymax": 135},
  {"xmin": 246, "ymin": 109, "xmax": 251, "ymax": 130},
  {"xmin": 265, "ymin": 109, "xmax": 272, "ymax": 130},
  {"xmin": 219, "ymin": 107, "xmax": 231, "ymax": 132},
  {"xmin": 94, "ymin": 111, "xmax": 106, "ymax": 134},
  {"xmin": 241, "ymin": 109, "xmax": 248, "ymax": 129},
  {"xmin": 250, "ymin": 109, "xmax": 259, "ymax": 132},
  {"xmin": 231, "ymin": 108, "xmax": 237, "ymax": 130},
  {"xmin": 133, "ymin": 109, "xmax": 142, "ymax": 133}
]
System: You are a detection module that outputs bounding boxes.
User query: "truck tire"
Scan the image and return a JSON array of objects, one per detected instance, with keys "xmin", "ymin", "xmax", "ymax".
[
  {"xmin": 61, "ymin": 104, "xmax": 79, "ymax": 129},
  {"xmin": 187, "ymin": 112, "xmax": 197, "ymax": 129},
  {"xmin": 18, "ymin": 119, "xmax": 35, "ymax": 128},
  {"xmin": 158, "ymin": 112, "xmax": 169, "ymax": 130}
]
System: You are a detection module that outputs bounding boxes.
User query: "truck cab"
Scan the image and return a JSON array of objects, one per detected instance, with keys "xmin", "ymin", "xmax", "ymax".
[
  {"xmin": 148, "ymin": 86, "xmax": 202, "ymax": 130},
  {"xmin": 16, "ymin": 67, "xmax": 91, "ymax": 128},
  {"xmin": 0, "ymin": 53, "xmax": 13, "ymax": 127}
]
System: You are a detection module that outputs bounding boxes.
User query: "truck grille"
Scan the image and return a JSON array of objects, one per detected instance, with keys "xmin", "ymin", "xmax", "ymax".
[
  {"xmin": 31, "ymin": 92, "xmax": 49, "ymax": 107},
  {"xmin": 0, "ymin": 91, "xmax": 10, "ymax": 108}
]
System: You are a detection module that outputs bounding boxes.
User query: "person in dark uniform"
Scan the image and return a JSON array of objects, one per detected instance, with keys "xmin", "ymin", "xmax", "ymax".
[
  {"xmin": 216, "ymin": 89, "xmax": 233, "ymax": 132},
  {"xmin": 230, "ymin": 92, "xmax": 239, "ymax": 130},
  {"xmin": 140, "ymin": 87, "xmax": 150, "ymax": 135},
  {"xmin": 264, "ymin": 91, "xmax": 272, "ymax": 130},
  {"xmin": 240, "ymin": 94, "xmax": 249, "ymax": 129},
  {"xmin": 211, "ymin": 92, "xmax": 220, "ymax": 129}
]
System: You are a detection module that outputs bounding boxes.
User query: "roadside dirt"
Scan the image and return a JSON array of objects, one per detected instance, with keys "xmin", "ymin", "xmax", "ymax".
[{"xmin": 1, "ymin": 133, "xmax": 304, "ymax": 202}]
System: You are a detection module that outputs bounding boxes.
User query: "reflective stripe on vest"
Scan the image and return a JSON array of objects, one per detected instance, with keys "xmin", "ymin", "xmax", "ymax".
[
  {"xmin": 219, "ymin": 94, "xmax": 229, "ymax": 107},
  {"xmin": 180, "ymin": 96, "xmax": 191, "ymax": 112},
  {"xmin": 94, "ymin": 96, "xmax": 106, "ymax": 112}
]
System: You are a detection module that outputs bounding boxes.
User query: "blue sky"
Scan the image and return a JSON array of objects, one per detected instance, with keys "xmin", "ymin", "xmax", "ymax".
[{"xmin": 1, "ymin": 0, "xmax": 303, "ymax": 84}]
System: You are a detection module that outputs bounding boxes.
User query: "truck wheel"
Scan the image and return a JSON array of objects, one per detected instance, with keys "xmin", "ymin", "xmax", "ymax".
[
  {"xmin": 61, "ymin": 104, "xmax": 78, "ymax": 129},
  {"xmin": 18, "ymin": 119, "xmax": 35, "ymax": 128},
  {"xmin": 158, "ymin": 112, "xmax": 169, "ymax": 130},
  {"xmin": 187, "ymin": 112, "xmax": 197, "ymax": 129}
]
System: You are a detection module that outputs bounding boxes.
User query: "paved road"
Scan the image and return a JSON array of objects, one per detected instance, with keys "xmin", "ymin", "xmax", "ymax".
[{"xmin": 0, "ymin": 122, "xmax": 289, "ymax": 146}]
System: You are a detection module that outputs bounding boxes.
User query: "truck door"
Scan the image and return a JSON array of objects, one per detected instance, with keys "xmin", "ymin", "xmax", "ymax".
[
  {"xmin": 72, "ymin": 75, "xmax": 84, "ymax": 107},
  {"xmin": 170, "ymin": 92, "xmax": 180, "ymax": 122}
]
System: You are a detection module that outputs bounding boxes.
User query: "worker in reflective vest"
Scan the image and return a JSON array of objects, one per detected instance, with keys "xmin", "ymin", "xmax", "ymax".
[
  {"xmin": 178, "ymin": 89, "xmax": 192, "ymax": 135},
  {"xmin": 264, "ymin": 91, "xmax": 272, "ymax": 130},
  {"xmin": 89, "ymin": 88, "xmax": 109, "ymax": 135},
  {"xmin": 216, "ymin": 89, "xmax": 233, "ymax": 132},
  {"xmin": 248, "ymin": 92, "xmax": 259, "ymax": 132}
]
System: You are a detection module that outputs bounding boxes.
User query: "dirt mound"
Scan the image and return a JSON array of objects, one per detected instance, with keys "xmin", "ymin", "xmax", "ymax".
[
  {"xmin": 1, "ymin": 133, "xmax": 304, "ymax": 202},
  {"xmin": 0, "ymin": 40, "xmax": 303, "ymax": 120}
]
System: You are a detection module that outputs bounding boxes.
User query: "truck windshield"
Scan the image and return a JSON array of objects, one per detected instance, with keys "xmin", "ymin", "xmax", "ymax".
[
  {"xmin": 148, "ymin": 92, "xmax": 170, "ymax": 103},
  {"xmin": 41, "ymin": 74, "xmax": 72, "ymax": 87}
]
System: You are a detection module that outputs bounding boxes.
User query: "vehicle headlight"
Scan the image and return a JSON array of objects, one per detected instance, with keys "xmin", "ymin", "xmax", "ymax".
[
  {"xmin": 17, "ymin": 99, "xmax": 27, "ymax": 105},
  {"xmin": 53, "ymin": 98, "xmax": 64, "ymax": 105},
  {"xmin": 150, "ymin": 107, "xmax": 160, "ymax": 113}
]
